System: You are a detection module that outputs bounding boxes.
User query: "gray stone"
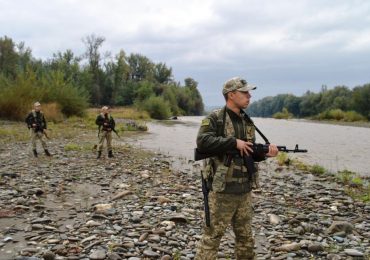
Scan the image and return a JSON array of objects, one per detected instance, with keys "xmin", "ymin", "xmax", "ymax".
[
  {"xmin": 143, "ymin": 249, "xmax": 160, "ymax": 257},
  {"xmin": 344, "ymin": 248, "xmax": 364, "ymax": 256},
  {"xmin": 327, "ymin": 221, "xmax": 354, "ymax": 234},
  {"xmin": 89, "ymin": 249, "xmax": 107, "ymax": 260}
]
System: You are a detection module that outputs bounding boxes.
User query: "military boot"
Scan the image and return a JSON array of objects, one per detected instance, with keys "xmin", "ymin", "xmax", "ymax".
[
  {"xmin": 97, "ymin": 151, "xmax": 102, "ymax": 159},
  {"xmin": 44, "ymin": 149, "xmax": 51, "ymax": 156},
  {"xmin": 108, "ymin": 150, "xmax": 114, "ymax": 158},
  {"xmin": 33, "ymin": 149, "xmax": 38, "ymax": 157}
]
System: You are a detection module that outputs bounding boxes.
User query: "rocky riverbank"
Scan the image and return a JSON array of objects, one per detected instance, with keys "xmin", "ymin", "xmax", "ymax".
[{"xmin": 0, "ymin": 122, "xmax": 369, "ymax": 260}]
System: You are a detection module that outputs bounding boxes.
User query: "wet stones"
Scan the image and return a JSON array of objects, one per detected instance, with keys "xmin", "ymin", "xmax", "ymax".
[{"xmin": 1, "ymin": 130, "xmax": 369, "ymax": 260}]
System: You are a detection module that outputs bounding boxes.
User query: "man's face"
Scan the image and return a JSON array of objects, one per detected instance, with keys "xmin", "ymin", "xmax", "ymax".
[
  {"xmin": 34, "ymin": 105, "xmax": 41, "ymax": 112},
  {"xmin": 229, "ymin": 91, "xmax": 251, "ymax": 109}
]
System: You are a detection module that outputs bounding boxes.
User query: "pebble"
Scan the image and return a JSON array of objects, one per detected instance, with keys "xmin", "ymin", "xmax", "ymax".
[{"xmin": 1, "ymin": 129, "xmax": 369, "ymax": 260}]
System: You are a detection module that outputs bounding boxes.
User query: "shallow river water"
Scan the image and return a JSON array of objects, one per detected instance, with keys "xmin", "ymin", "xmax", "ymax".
[{"xmin": 125, "ymin": 116, "xmax": 370, "ymax": 176}]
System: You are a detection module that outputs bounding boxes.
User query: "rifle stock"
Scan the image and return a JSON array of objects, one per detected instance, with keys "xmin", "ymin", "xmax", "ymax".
[{"xmin": 194, "ymin": 143, "xmax": 307, "ymax": 161}]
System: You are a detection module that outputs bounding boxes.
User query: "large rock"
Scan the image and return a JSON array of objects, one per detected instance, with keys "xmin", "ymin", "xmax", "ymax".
[
  {"xmin": 326, "ymin": 221, "xmax": 354, "ymax": 234},
  {"xmin": 89, "ymin": 249, "xmax": 106, "ymax": 259},
  {"xmin": 274, "ymin": 242, "xmax": 301, "ymax": 252}
]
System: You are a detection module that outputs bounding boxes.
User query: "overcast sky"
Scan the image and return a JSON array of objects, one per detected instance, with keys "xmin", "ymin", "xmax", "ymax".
[{"xmin": 1, "ymin": 0, "xmax": 369, "ymax": 106}]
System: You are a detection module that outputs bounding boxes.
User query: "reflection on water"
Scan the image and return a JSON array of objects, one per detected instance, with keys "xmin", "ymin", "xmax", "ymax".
[{"xmin": 125, "ymin": 116, "xmax": 370, "ymax": 176}]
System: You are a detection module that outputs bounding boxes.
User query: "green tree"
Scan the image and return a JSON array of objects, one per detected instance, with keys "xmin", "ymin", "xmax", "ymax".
[
  {"xmin": 127, "ymin": 53, "xmax": 154, "ymax": 81},
  {"xmin": 154, "ymin": 62, "xmax": 173, "ymax": 84},
  {"xmin": 0, "ymin": 36, "xmax": 18, "ymax": 79},
  {"xmin": 82, "ymin": 34, "xmax": 105, "ymax": 105},
  {"xmin": 351, "ymin": 84, "xmax": 370, "ymax": 119}
]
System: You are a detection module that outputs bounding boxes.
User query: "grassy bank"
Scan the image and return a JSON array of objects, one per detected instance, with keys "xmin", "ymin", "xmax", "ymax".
[
  {"xmin": 0, "ymin": 107, "xmax": 149, "ymax": 144},
  {"xmin": 275, "ymin": 152, "xmax": 370, "ymax": 202}
]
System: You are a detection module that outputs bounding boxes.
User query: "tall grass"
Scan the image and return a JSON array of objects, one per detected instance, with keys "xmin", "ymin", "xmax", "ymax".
[
  {"xmin": 0, "ymin": 70, "xmax": 88, "ymax": 121},
  {"xmin": 314, "ymin": 109, "xmax": 366, "ymax": 122},
  {"xmin": 273, "ymin": 108, "xmax": 294, "ymax": 119},
  {"xmin": 138, "ymin": 96, "xmax": 171, "ymax": 120}
]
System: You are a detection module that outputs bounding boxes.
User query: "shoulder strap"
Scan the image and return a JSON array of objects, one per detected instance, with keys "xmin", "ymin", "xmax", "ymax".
[
  {"xmin": 242, "ymin": 112, "xmax": 270, "ymax": 144},
  {"xmin": 216, "ymin": 106, "xmax": 226, "ymax": 137}
]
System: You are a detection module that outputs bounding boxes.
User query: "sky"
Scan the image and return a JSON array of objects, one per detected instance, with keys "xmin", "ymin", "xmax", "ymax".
[{"xmin": 1, "ymin": 0, "xmax": 369, "ymax": 106}]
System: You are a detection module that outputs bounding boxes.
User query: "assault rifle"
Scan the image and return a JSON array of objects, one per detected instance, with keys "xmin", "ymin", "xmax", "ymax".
[
  {"xmin": 31, "ymin": 123, "xmax": 49, "ymax": 139},
  {"xmin": 196, "ymin": 143, "xmax": 307, "ymax": 227},
  {"xmin": 98, "ymin": 124, "xmax": 120, "ymax": 138},
  {"xmin": 195, "ymin": 143, "xmax": 307, "ymax": 163}
]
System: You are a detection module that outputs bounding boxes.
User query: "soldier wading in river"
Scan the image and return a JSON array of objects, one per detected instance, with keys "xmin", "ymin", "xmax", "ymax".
[
  {"xmin": 95, "ymin": 106, "xmax": 116, "ymax": 159},
  {"xmin": 25, "ymin": 102, "xmax": 51, "ymax": 158},
  {"xmin": 195, "ymin": 77, "xmax": 279, "ymax": 259}
]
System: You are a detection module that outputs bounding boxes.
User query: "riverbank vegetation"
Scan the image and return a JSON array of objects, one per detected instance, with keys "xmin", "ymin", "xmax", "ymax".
[
  {"xmin": 276, "ymin": 153, "xmax": 370, "ymax": 202},
  {"xmin": 249, "ymin": 84, "xmax": 370, "ymax": 122},
  {"xmin": 0, "ymin": 35, "xmax": 204, "ymax": 121}
]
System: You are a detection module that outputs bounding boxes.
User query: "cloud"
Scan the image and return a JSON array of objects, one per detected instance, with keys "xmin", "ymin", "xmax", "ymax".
[{"xmin": 1, "ymin": 0, "xmax": 369, "ymax": 105}]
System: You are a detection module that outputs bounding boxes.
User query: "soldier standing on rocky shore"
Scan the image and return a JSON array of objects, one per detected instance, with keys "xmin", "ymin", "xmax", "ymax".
[
  {"xmin": 195, "ymin": 77, "xmax": 279, "ymax": 259},
  {"xmin": 25, "ymin": 101, "xmax": 51, "ymax": 158},
  {"xmin": 95, "ymin": 106, "xmax": 116, "ymax": 159}
]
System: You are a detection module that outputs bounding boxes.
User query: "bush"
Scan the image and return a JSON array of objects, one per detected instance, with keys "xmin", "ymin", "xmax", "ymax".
[
  {"xmin": 310, "ymin": 164, "xmax": 326, "ymax": 175},
  {"xmin": 0, "ymin": 70, "xmax": 88, "ymax": 121},
  {"xmin": 41, "ymin": 103, "xmax": 64, "ymax": 122},
  {"xmin": 273, "ymin": 108, "xmax": 294, "ymax": 119},
  {"xmin": 315, "ymin": 109, "xmax": 366, "ymax": 122},
  {"xmin": 343, "ymin": 111, "xmax": 366, "ymax": 122},
  {"xmin": 140, "ymin": 96, "xmax": 171, "ymax": 119},
  {"xmin": 0, "ymin": 73, "xmax": 42, "ymax": 120}
]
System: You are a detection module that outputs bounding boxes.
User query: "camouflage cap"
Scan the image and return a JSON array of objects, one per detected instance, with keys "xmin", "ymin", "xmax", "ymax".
[
  {"xmin": 34, "ymin": 101, "xmax": 41, "ymax": 107},
  {"xmin": 101, "ymin": 106, "xmax": 109, "ymax": 110},
  {"xmin": 222, "ymin": 77, "xmax": 257, "ymax": 95}
]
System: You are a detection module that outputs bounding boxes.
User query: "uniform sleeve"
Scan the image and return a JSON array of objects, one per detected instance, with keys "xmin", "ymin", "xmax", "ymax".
[
  {"xmin": 196, "ymin": 113, "xmax": 236, "ymax": 153},
  {"xmin": 111, "ymin": 117, "xmax": 116, "ymax": 128},
  {"xmin": 42, "ymin": 114, "xmax": 47, "ymax": 129},
  {"xmin": 25, "ymin": 113, "xmax": 32, "ymax": 128},
  {"xmin": 95, "ymin": 115, "xmax": 103, "ymax": 126}
]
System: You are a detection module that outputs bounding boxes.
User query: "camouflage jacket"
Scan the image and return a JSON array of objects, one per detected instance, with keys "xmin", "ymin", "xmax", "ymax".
[
  {"xmin": 197, "ymin": 106, "xmax": 257, "ymax": 193},
  {"xmin": 25, "ymin": 111, "xmax": 47, "ymax": 132},
  {"xmin": 96, "ymin": 113, "xmax": 115, "ymax": 131}
]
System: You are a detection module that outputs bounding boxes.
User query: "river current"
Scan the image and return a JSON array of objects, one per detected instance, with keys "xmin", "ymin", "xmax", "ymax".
[{"xmin": 125, "ymin": 116, "xmax": 370, "ymax": 176}]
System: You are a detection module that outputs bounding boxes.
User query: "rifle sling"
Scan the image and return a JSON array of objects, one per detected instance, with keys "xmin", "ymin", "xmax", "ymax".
[{"xmin": 218, "ymin": 107, "xmax": 270, "ymax": 144}]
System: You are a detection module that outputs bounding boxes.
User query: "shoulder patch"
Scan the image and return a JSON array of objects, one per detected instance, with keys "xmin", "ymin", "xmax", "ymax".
[{"xmin": 201, "ymin": 118, "xmax": 210, "ymax": 126}]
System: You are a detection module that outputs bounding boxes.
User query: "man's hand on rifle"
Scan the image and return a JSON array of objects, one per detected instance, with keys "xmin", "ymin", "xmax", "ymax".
[
  {"xmin": 266, "ymin": 144, "xmax": 279, "ymax": 157},
  {"xmin": 236, "ymin": 139, "xmax": 254, "ymax": 156}
]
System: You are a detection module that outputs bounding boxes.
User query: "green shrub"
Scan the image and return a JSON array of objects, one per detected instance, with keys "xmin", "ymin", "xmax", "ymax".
[
  {"xmin": 140, "ymin": 96, "xmax": 171, "ymax": 119},
  {"xmin": 0, "ymin": 70, "xmax": 88, "ymax": 121},
  {"xmin": 273, "ymin": 108, "xmax": 294, "ymax": 119},
  {"xmin": 343, "ymin": 111, "xmax": 366, "ymax": 122},
  {"xmin": 276, "ymin": 152, "xmax": 290, "ymax": 166},
  {"xmin": 310, "ymin": 164, "xmax": 326, "ymax": 175},
  {"xmin": 315, "ymin": 109, "xmax": 366, "ymax": 122},
  {"xmin": 337, "ymin": 170, "xmax": 355, "ymax": 185}
]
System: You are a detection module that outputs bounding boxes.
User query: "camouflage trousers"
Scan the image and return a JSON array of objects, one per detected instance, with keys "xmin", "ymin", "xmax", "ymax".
[
  {"xmin": 195, "ymin": 191, "xmax": 255, "ymax": 260},
  {"xmin": 30, "ymin": 129, "xmax": 48, "ymax": 150},
  {"xmin": 98, "ymin": 131, "xmax": 112, "ymax": 152}
]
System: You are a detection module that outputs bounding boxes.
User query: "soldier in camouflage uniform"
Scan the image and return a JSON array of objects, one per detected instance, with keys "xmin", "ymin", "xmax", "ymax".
[
  {"xmin": 96, "ymin": 106, "xmax": 116, "ymax": 159},
  {"xmin": 195, "ymin": 77, "xmax": 279, "ymax": 260},
  {"xmin": 25, "ymin": 102, "xmax": 51, "ymax": 157}
]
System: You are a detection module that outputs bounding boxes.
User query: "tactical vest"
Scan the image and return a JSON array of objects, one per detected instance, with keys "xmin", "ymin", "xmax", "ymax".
[
  {"xmin": 31, "ymin": 110, "xmax": 46, "ymax": 132},
  {"xmin": 100, "ymin": 114, "xmax": 114, "ymax": 131},
  {"xmin": 204, "ymin": 107, "xmax": 259, "ymax": 194}
]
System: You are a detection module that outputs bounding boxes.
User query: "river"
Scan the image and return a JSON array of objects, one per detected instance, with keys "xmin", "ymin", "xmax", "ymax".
[{"xmin": 125, "ymin": 116, "xmax": 370, "ymax": 176}]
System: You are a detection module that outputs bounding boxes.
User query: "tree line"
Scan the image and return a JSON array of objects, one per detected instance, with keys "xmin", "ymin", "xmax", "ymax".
[
  {"xmin": 247, "ymin": 84, "xmax": 370, "ymax": 121},
  {"xmin": 0, "ymin": 35, "xmax": 204, "ymax": 120}
]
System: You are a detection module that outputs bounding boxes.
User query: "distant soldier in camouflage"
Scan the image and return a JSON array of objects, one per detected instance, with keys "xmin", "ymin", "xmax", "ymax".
[
  {"xmin": 25, "ymin": 102, "xmax": 51, "ymax": 157},
  {"xmin": 195, "ymin": 77, "xmax": 279, "ymax": 259},
  {"xmin": 96, "ymin": 106, "xmax": 116, "ymax": 159}
]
